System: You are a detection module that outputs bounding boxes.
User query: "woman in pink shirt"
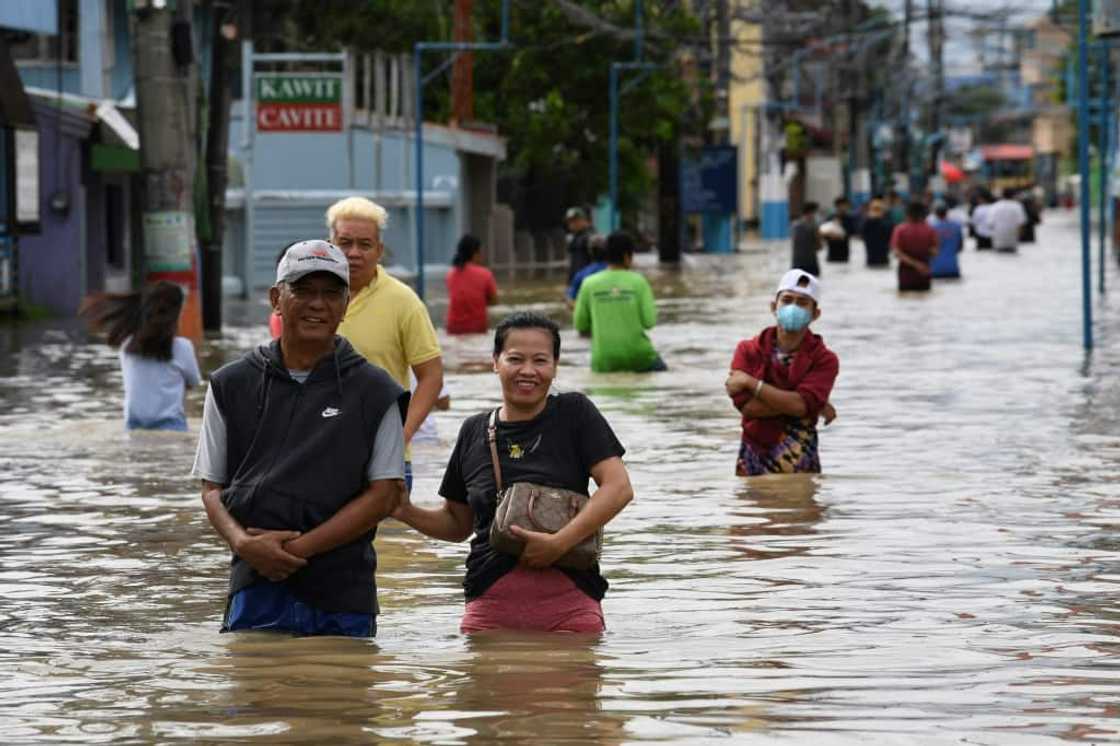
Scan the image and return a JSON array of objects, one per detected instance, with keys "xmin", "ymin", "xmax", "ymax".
[{"xmin": 445, "ymin": 234, "xmax": 498, "ymax": 335}]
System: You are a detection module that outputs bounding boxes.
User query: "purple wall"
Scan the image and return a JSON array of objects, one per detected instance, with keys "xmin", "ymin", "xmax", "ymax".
[{"xmin": 18, "ymin": 102, "xmax": 93, "ymax": 316}]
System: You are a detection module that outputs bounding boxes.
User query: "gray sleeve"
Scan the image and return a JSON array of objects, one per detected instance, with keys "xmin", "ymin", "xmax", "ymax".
[
  {"xmin": 191, "ymin": 386, "xmax": 228, "ymax": 483},
  {"xmin": 367, "ymin": 399, "xmax": 406, "ymax": 482}
]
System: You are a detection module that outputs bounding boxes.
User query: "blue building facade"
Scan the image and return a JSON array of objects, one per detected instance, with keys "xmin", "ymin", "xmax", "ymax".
[
  {"xmin": 224, "ymin": 107, "xmax": 505, "ymax": 294},
  {"xmin": 3, "ymin": 0, "xmax": 507, "ymax": 313}
]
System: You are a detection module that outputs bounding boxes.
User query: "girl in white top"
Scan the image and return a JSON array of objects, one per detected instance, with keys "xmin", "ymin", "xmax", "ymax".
[{"xmin": 80, "ymin": 282, "xmax": 200, "ymax": 431}]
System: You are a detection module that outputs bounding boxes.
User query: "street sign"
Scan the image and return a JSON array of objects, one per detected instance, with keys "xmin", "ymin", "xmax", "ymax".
[
  {"xmin": 681, "ymin": 145, "xmax": 738, "ymax": 214},
  {"xmin": 255, "ymin": 74, "xmax": 343, "ymax": 132}
]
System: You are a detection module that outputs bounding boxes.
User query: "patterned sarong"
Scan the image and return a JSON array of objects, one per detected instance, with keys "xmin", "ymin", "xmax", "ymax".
[{"xmin": 736, "ymin": 417, "xmax": 821, "ymax": 476}]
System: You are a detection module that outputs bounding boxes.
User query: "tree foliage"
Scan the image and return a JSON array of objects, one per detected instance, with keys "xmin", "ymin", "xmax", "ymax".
[{"xmin": 255, "ymin": 1, "xmax": 707, "ymax": 228}]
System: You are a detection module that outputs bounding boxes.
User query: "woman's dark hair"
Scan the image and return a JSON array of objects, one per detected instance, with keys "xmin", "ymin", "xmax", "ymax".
[
  {"xmin": 493, "ymin": 311, "xmax": 561, "ymax": 360},
  {"xmin": 79, "ymin": 281, "xmax": 184, "ymax": 361},
  {"xmin": 604, "ymin": 230, "xmax": 635, "ymax": 265},
  {"xmin": 276, "ymin": 240, "xmax": 300, "ymax": 268},
  {"xmin": 906, "ymin": 200, "xmax": 928, "ymax": 222},
  {"xmin": 452, "ymin": 234, "xmax": 482, "ymax": 269}
]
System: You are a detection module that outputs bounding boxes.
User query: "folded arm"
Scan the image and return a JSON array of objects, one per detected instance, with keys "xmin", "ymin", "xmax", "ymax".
[
  {"xmin": 726, "ymin": 370, "xmax": 808, "ymax": 417},
  {"xmin": 284, "ymin": 479, "xmax": 404, "ymax": 560},
  {"xmin": 200, "ymin": 479, "xmax": 306, "ymax": 581}
]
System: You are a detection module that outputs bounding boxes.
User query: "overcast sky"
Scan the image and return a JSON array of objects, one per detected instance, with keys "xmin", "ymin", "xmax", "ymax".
[{"xmin": 873, "ymin": 0, "xmax": 1065, "ymax": 75}]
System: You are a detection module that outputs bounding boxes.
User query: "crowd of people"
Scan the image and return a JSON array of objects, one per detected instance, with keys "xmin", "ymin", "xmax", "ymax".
[
  {"xmin": 792, "ymin": 186, "xmax": 1043, "ymax": 292},
  {"xmin": 76, "ymin": 195, "xmax": 854, "ymax": 641}
]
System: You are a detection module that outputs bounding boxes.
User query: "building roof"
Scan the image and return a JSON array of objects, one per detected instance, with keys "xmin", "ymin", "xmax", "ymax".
[{"xmin": 23, "ymin": 87, "xmax": 138, "ymax": 149}]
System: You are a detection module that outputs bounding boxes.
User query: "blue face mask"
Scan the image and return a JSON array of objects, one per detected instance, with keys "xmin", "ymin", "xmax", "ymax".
[{"xmin": 776, "ymin": 303, "xmax": 813, "ymax": 332}]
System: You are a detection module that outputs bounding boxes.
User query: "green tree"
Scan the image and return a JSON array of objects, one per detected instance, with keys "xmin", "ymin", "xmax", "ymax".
[
  {"xmin": 259, "ymin": 1, "xmax": 706, "ymax": 228},
  {"xmin": 944, "ymin": 84, "xmax": 1007, "ymax": 120}
]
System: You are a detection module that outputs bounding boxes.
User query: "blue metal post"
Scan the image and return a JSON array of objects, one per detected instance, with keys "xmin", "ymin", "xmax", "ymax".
[
  {"xmin": 1099, "ymin": 42, "xmax": 1109, "ymax": 295},
  {"xmin": 1077, "ymin": 0, "xmax": 1094, "ymax": 348},
  {"xmin": 609, "ymin": 65, "xmax": 619, "ymax": 231},
  {"xmin": 414, "ymin": 48, "xmax": 425, "ymax": 300},
  {"xmin": 412, "ymin": 0, "xmax": 510, "ymax": 301},
  {"xmin": 635, "ymin": 0, "xmax": 643, "ymax": 61}
]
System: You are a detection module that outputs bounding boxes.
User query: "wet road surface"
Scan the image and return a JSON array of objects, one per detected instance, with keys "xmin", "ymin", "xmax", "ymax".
[{"xmin": 1, "ymin": 210, "xmax": 1119, "ymax": 744}]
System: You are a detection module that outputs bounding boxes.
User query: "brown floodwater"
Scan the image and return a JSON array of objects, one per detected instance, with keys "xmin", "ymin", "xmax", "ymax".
[{"xmin": 2, "ymin": 211, "xmax": 1120, "ymax": 744}]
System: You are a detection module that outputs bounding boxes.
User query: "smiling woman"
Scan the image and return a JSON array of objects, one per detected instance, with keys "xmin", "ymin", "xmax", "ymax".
[{"xmin": 393, "ymin": 311, "xmax": 635, "ymax": 634}]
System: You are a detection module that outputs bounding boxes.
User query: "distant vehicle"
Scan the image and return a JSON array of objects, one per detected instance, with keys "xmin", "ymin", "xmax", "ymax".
[{"xmin": 976, "ymin": 144, "xmax": 1036, "ymax": 194}]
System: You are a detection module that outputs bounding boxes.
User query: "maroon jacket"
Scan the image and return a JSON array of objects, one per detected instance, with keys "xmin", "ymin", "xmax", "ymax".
[{"xmin": 729, "ymin": 327, "xmax": 839, "ymax": 450}]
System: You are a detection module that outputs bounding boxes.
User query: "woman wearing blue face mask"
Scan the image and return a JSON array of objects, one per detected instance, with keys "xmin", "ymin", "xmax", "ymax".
[{"xmin": 724, "ymin": 270, "xmax": 840, "ymax": 476}]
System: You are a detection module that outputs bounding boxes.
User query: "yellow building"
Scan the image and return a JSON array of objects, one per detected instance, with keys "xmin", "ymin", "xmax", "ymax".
[{"xmin": 729, "ymin": 17, "xmax": 766, "ymax": 224}]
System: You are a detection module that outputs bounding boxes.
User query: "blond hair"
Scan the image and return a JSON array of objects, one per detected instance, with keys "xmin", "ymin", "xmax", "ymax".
[{"xmin": 326, "ymin": 196, "xmax": 389, "ymax": 233}]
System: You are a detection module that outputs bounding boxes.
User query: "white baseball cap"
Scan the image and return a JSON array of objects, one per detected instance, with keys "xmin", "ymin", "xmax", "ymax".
[
  {"xmin": 775, "ymin": 269, "xmax": 820, "ymax": 304},
  {"xmin": 276, "ymin": 240, "xmax": 349, "ymax": 287}
]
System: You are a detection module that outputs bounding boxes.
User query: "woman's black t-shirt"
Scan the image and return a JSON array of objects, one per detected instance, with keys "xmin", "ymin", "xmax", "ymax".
[{"xmin": 439, "ymin": 392, "xmax": 626, "ymax": 601}]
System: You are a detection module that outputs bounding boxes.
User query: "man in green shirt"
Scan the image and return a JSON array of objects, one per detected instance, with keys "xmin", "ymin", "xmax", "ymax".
[{"xmin": 573, "ymin": 231, "xmax": 666, "ymax": 373}]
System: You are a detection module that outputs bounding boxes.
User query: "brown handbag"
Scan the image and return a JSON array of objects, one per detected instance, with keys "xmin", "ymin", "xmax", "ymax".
[{"xmin": 485, "ymin": 409, "xmax": 602, "ymax": 570}]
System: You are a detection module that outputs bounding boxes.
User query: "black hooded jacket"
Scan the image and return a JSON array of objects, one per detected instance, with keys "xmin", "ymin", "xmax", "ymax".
[{"xmin": 209, "ymin": 336, "xmax": 408, "ymax": 614}]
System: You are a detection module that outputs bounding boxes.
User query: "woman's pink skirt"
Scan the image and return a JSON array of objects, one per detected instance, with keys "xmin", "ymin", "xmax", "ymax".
[{"xmin": 461, "ymin": 566, "xmax": 605, "ymax": 634}]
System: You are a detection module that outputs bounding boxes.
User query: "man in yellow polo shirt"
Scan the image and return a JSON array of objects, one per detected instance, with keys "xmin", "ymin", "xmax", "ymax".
[{"xmin": 328, "ymin": 196, "xmax": 443, "ymax": 491}]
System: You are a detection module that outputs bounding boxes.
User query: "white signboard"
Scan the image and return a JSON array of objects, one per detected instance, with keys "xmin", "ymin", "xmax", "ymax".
[
  {"xmin": 15, "ymin": 129, "xmax": 39, "ymax": 226},
  {"xmin": 142, "ymin": 211, "xmax": 195, "ymax": 272},
  {"xmin": 948, "ymin": 127, "xmax": 973, "ymax": 155}
]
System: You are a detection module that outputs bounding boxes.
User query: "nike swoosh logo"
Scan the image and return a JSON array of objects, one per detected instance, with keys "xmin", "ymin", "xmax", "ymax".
[{"xmin": 321, "ymin": 407, "xmax": 341, "ymax": 418}]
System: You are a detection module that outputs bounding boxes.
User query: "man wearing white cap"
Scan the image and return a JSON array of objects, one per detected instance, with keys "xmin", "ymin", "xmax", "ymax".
[
  {"xmin": 724, "ymin": 269, "xmax": 839, "ymax": 476},
  {"xmin": 192, "ymin": 240, "xmax": 408, "ymax": 637}
]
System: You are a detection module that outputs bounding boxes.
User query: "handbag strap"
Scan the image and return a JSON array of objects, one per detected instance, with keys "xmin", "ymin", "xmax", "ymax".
[{"xmin": 487, "ymin": 408, "xmax": 504, "ymax": 493}]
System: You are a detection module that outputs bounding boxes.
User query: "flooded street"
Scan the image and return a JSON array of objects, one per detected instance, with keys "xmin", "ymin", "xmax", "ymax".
[{"xmin": 3, "ymin": 210, "xmax": 1120, "ymax": 744}]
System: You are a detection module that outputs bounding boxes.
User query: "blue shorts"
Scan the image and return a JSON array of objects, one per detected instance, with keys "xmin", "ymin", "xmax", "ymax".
[
  {"xmin": 405, "ymin": 461, "xmax": 413, "ymax": 493},
  {"xmin": 223, "ymin": 581, "xmax": 376, "ymax": 638}
]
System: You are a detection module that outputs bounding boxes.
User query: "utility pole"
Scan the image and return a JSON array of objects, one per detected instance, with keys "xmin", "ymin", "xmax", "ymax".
[
  {"xmin": 898, "ymin": 0, "xmax": 913, "ymax": 189},
  {"xmin": 843, "ymin": 0, "xmax": 858, "ymax": 201},
  {"xmin": 200, "ymin": 1, "xmax": 240, "ymax": 332},
  {"xmin": 928, "ymin": 0, "xmax": 944, "ymax": 180},
  {"xmin": 132, "ymin": 0, "xmax": 201, "ymax": 340},
  {"xmin": 451, "ymin": 0, "xmax": 474, "ymax": 125}
]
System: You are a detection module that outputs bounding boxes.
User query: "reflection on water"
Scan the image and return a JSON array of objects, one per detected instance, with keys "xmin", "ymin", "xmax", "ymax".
[
  {"xmin": 730, "ymin": 475, "xmax": 822, "ymax": 561},
  {"xmin": 3, "ymin": 213, "xmax": 1120, "ymax": 742}
]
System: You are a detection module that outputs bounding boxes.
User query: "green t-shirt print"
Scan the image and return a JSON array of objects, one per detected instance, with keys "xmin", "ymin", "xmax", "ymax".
[{"xmin": 572, "ymin": 269, "xmax": 659, "ymax": 372}]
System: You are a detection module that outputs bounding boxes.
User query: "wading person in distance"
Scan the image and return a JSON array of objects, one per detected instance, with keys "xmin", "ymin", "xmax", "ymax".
[
  {"xmin": 725, "ymin": 270, "xmax": 839, "ymax": 476},
  {"xmin": 393, "ymin": 312, "xmax": 634, "ymax": 634},
  {"xmin": 79, "ymin": 281, "xmax": 201, "ymax": 431},
  {"xmin": 565, "ymin": 233, "xmax": 607, "ymax": 310},
  {"xmin": 824, "ymin": 196, "xmax": 857, "ymax": 263},
  {"xmin": 564, "ymin": 206, "xmax": 595, "ymax": 283},
  {"xmin": 790, "ymin": 202, "xmax": 824, "ymax": 277},
  {"xmin": 990, "ymin": 188, "xmax": 1028, "ymax": 253},
  {"xmin": 573, "ymin": 231, "xmax": 666, "ymax": 372},
  {"xmin": 193, "ymin": 240, "xmax": 408, "ymax": 637},
  {"xmin": 860, "ymin": 198, "xmax": 892, "ymax": 267},
  {"xmin": 929, "ymin": 203, "xmax": 965, "ymax": 280},
  {"xmin": 445, "ymin": 233, "xmax": 499, "ymax": 335},
  {"xmin": 328, "ymin": 196, "xmax": 443, "ymax": 492},
  {"xmin": 890, "ymin": 201, "xmax": 939, "ymax": 292}
]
